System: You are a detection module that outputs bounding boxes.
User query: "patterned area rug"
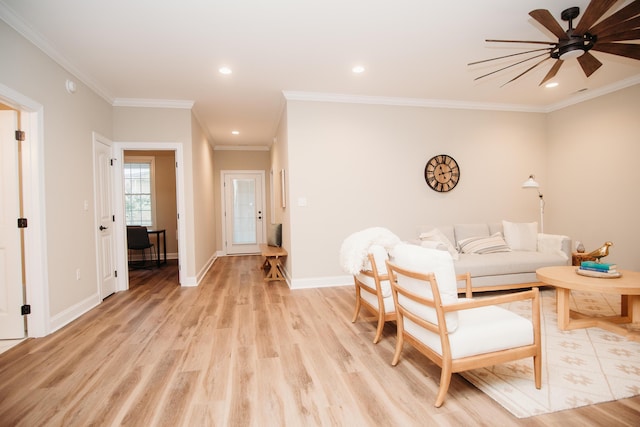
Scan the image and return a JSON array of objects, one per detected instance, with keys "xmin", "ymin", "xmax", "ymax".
[{"xmin": 461, "ymin": 288, "xmax": 640, "ymax": 418}]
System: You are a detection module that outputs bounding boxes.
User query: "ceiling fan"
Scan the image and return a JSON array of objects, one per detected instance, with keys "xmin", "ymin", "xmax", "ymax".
[{"xmin": 469, "ymin": 0, "xmax": 640, "ymax": 86}]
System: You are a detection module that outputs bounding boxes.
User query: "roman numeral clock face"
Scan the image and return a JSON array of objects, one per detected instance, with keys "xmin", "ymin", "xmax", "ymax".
[{"xmin": 424, "ymin": 154, "xmax": 460, "ymax": 192}]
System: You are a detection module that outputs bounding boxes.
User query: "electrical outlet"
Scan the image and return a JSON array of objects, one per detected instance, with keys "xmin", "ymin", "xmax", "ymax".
[{"xmin": 76, "ymin": 269, "xmax": 81, "ymax": 280}]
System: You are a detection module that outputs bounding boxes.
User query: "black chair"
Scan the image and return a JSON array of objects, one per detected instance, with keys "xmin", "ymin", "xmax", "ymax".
[{"xmin": 127, "ymin": 226, "xmax": 157, "ymax": 269}]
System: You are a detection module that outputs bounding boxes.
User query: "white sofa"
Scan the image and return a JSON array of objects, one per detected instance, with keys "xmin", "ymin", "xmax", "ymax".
[{"xmin": 418, "ymin": 221, "xmax": 571, "ymax": 292}]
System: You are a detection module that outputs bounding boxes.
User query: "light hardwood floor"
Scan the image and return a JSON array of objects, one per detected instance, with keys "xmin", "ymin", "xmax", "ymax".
[{"xmin": 1, "ymin": 256, "xmax": 639, "ymax": 426}]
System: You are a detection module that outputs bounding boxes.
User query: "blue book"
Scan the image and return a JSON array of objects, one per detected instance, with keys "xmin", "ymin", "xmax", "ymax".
[
  {"xmin": 581, "ymin": 261, "xmax": 617, "ymax": 271},
  {"xmin": 579, "ymin": 266, "xmax": 617, "ymax": 273}
]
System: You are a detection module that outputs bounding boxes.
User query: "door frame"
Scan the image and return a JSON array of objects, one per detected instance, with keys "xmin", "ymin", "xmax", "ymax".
[
  {"xmin": 220, "ymin": 170, "xmax": 267, "ymax": 255},
  {"xmin": 0, "ymin": 84, "xmax": 49, "ymax": 338},
  {"xmin": 112, "ymin": 142, "xmax": 187, "ymax": 288}
]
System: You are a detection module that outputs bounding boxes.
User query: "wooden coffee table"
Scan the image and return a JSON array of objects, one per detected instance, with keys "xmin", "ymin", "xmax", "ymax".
[{"xmin": 537, "ymin": 266, "xmax": 640, "ymax": 341}]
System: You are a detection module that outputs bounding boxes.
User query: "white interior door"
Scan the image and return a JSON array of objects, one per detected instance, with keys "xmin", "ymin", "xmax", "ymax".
[
  {"xmin": 0, "ymin": 110, "xmax": 25, "ymax": 338},
  {"xmin": 93, "ymin": 134, "xmax": 116, "ymax": 299},
  {"xmin": 223, "ymin": 172, "xmax": 265, "ymax": 254}
]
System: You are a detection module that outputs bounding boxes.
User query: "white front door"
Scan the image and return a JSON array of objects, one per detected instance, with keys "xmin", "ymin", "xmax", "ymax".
[
  {"xmin": 0, "ymin": 110, "xmax": 25, "ymax": 338},
  {"xmin": 93, "ymin": 134, "xmax": 116, "ymax": 299},
  {"xmin": 223, "ymin": 172, "xmax": 265, "ymax": 254}
]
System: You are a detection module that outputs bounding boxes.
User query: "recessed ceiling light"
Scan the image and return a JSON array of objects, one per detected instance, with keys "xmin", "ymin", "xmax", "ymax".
[
  {"xmin": 545, "ymin": 82, "xmax": 559, "ymax": 88},
  {"xmin": 219, "ymin": 67, "xmax": 232, "ymax": 75},
  {"xmin": 352, "ymin": 65, "xmax": 365, "ymax": 74},
  {"xmin": 231, "ymin": 130, "xmax": 240, "ymax": 135}
]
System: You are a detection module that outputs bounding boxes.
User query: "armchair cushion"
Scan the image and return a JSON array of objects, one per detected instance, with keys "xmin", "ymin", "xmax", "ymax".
[
  {"xmin": 391, "ymin": 243, "xmax": 459, "ymax": 331},
  {"xmin": 360, "ymin": 288, "xmax": 395, "ymax": 313},
  {"xmin": 403, "ymin": 304, "xmax": 534, "ymax": 359}
]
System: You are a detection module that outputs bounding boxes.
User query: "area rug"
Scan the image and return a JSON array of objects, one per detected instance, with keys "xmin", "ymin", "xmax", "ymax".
[{"xmin": 460, "ymin": 288, "xmax": 640, "ymax": 418}]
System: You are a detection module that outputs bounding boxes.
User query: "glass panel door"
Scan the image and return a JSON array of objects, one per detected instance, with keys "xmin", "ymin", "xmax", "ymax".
[{"xmin": 224, "ymin": 172, "xmax": 265, "ymax": 254}]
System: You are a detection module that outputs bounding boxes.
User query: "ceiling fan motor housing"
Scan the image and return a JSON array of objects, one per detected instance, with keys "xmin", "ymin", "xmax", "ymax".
[
  {"xmin": 553, "ymin": 7, "xmax": 596, "ymax": 60},
  {"xmin": 553, "ymin": 31, "xmax": 596, "ymax": 60}
]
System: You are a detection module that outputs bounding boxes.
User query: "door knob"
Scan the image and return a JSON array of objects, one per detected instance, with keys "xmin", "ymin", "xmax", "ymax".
[{"xmin": 99, "ymin": 225, "xmax": 108, "ymax": 231}]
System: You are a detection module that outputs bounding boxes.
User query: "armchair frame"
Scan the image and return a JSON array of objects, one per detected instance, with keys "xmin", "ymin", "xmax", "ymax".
[
  {"xmin": 386, "ymin": 260, "xmax": 541, "ymax": 407},
  {"xmin": 351, "ymin": 253, "xmax": 396, "ymax": 343}
]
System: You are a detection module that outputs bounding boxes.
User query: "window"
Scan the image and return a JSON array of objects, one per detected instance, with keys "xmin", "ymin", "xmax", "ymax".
[{"xmin": 124, "ymin": 157, "xmax": 156, "ymax": 226}]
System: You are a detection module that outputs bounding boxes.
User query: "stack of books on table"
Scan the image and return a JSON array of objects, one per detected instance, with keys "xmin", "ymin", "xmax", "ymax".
[{"xmin": 578, "ymin": 261, "xmax": 619, "ymax": 277}]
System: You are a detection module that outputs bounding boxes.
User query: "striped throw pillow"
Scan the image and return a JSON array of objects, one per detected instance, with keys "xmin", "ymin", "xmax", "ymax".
[{"xmin": 458, "ymin": 232, "xmax": 511, "ymax": 254}]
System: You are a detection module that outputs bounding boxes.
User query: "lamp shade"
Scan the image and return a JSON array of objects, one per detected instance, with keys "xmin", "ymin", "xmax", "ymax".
[{"xmin": 522, "ymin": 175, "xmax": 539, "ymax": 189}]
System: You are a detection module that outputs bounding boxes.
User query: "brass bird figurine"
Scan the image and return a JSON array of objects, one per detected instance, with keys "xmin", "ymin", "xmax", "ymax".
[{"xmin": 586, "ymin": 241, "xmax": 613, "ymax": 262}]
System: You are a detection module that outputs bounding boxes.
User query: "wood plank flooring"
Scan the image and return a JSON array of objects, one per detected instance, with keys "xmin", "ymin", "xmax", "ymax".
[{"xmin": 0, "ymin": 255, "xmax": 639, "ymax": 426}]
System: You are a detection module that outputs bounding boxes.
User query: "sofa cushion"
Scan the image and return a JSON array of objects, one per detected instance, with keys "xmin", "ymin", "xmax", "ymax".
[
  {"xmin": 453, "ymin": 250, "xmax": 568, "ymax": 277},
  {"xmin": 419, "ymin": 228, "xmax": 459, "ymax": 260},
  {"xmin": 454, "ymin": 223, "xmax": 490, "ymax": 243},
  {"xmin": 503, "ymin": 220, "xmax": 538, "ymax": 251},
  {"xmin": 458, "ymin": 232, "xmax": 511, "ymax": 254}
]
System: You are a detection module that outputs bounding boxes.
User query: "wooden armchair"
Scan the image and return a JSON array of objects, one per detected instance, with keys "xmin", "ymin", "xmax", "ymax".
[
  {"xmin": 351, "ymin": 246, "xmax": 396, "ymax": 343},
  {"xmin": 386, "ymin": 243, "xmax": 541, "ymax": 407}
]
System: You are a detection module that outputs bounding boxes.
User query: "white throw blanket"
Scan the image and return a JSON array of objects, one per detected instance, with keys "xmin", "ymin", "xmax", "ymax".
[{"xmin": 339, "ymin": 227, "xmax": 400, "ymax": 275}]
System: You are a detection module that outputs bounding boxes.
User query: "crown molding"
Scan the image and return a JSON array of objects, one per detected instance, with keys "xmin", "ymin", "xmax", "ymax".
[
  {"xmin": 544, "ymin": 74, "xmax": 640, "ymax": 112},
  {"xmin": 112, "ymin": 98, "xmax": 194, "ymax": 109},
  {"xmin": 213, "ymin": 145, "xmax": 270, "ymax": 151},
  {"xmin": 282, "ymin": 91, "xmax": 545, "ymax": 113},
  {"xmin": 0, "ymin": 2, "xmax": 114, "ymax": 104},
  {"xmin": 284, "ymin": 74, "xmax": 640, "ymax": 114}
]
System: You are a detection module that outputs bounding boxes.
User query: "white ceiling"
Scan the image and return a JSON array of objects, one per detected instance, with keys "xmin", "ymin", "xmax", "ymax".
[{"xmin": 2, "ymin": 0, "xmax": 639, "ymax": 147}]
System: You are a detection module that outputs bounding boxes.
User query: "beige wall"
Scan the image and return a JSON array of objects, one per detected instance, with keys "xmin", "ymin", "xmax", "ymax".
[
  {"xmin": 113, "ymin": 106, "xmax": 217, "ymax": 282},
  {"xmin": 190, "ymin": 113, "xmax": 217, "ymax": 277},
  {"xmin": 547, "ymin": 84, "xmax": 640, "ymax": 271},
  {"xmin": 272, "ymin": 109, "xmax": 290, "ymax": 273},
  {"xmin": 1, "ymin": 21, "xmax": 113, "ymax": 321},
  {"xmin": 285, "ymin": 101, "xmax": 547, "ymax": 285},
  {"xmin": 212, "ymin": 149, "xmax": 271, "ymax": 252},
  {"xmin": 124, "ymin": 150, "xmax": 178, "ymax": 256}
]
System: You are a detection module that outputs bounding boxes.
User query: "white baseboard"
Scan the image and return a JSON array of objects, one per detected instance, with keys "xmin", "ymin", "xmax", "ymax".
[
  {"xmin": 290, "ymin": 274, "xmax": 352, "ymax": 289},
  {"xmin": 183, "ymin": 253, "xmax": 218, "ymax": 287},
  {"xmin": 48, "ymin": 293, "xmax": 100, "ymax": 333}
]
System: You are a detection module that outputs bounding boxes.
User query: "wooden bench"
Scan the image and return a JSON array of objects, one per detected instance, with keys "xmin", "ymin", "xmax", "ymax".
[{"xmin": 259, "ymin": 243, "xmax": 287, "ymax": 282}]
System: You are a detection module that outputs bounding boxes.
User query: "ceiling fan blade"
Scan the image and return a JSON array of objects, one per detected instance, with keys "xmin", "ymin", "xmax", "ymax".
[
  {"xmin": 597, "ymin": 28, "xmax": 640, "ymax": 42},
  {"xmin": 474, "ymin": 52, "xmax": 550, "ymax": 81},
  {"xmin": 574, "ymin": 0, "xmax": 619, "ymax": 34},
  {"xmin": 577, "ymin": 52, "xmax": 603, "ymax": 77},
  {"xmin": 588, "ymin": 1, "xmax": 640, "ymax": 35},
  {"xmin": 485, "ymin": 39, "xmax": 557, "ymax": 45},
  {"xmin": 529, "ymin": 9, "xmax": 569, "ymax": 40},
  {"xmin": 500, "ymin": 57, "xmax": 552, "ymax": 87},
  {"xmin": 468, "ymin": 47, "xmax": 553, "ymax": 66},
  {"xmin": 592, "ymin": 42, "xmax": 640, "ymax": 60},
  {"xmin": 539, "ymin": 60, "xmax": 564, "ymax": 86},
  {"xmin": 596, "ymin": 16, "xmax": 640, "ymax": 38}
]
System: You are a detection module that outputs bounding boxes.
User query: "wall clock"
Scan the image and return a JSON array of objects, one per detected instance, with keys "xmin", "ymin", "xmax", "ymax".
[{"xmin": 424, "ymin": 154, "xmax": 460, "ymax": 192}]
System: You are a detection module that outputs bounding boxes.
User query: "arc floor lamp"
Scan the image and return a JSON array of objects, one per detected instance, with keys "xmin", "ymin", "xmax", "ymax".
[{"xmin": 522, "ymin": 175, "xmax": 544, "ymax": 233}]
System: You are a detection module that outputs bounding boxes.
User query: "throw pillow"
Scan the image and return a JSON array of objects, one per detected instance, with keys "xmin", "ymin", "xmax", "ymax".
[
  {"xmin": 419, "ymin": 228, "xmax": 459, "ymax": 260},
  {"xmin": 502, "ymin": 220, "xmax": 538, "ymax": 251},
  {"xmin": 458, "ymin": 232, "xmax": 511, "ymax": 254}
]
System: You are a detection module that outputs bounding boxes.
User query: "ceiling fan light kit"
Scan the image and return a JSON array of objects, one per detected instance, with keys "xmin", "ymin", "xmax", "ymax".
[{"xmin": 470, "ymin": 0, "xmax": 640, "ymax": 86}]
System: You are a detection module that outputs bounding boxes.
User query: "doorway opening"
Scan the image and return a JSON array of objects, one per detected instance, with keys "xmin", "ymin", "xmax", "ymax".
[
  {"xmin": 0, "ymin": 85, "xmax": 48, "ymax": 338},
  {"xmin": 221, "ymin": 170, "xmax": 266, "ymax": 255},
  {"xmin": 112, "ymin": 142, "xmax": 187, "ymax": 289}
]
